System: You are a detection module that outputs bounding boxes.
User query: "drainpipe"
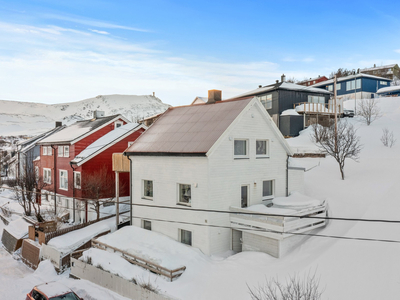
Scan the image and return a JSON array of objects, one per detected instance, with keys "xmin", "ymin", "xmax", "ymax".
[
  {"xmin": 286, "ymin": 155, "xmax": 289, "ymax": 197},
  {"xmin": 70, "ymin": 162, "xmax": 76, "ymax": 224},
  {"xmin": 51, "ymin": 145, "xmax": 57, "ymax": 215},
  {"xmin": 126, "ymin": 154, "xmax": 133, "ymax": 226}
]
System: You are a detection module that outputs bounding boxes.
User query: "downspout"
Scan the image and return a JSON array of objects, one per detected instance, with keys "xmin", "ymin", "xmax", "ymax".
[
  {"xmin": 70, "ymin": 162, "xmax": 76, "ymax": 224},
  {"xmin": 126, "ymin": 154, "xmax": 133, "ymax": 226},
  {"xmin": 286, "ymin": 155, "xmax": 289, "ymax": 197},
  {"xmin": 51, "ymin": 145, "xmax": 57, "ymax": 215}
]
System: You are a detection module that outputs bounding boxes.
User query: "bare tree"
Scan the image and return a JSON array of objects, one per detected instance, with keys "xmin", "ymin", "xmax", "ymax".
[
  {"xmin": 312, "ymin": 120, "xmax": 362, "ymax": 180},
  {"xmin": 380, "ymin": 128, "xmax": 396, "ymax": 148},
  {"xmin": 357, "ymin": 98, "xmax": 382, "ymax": 125},
  {"xmin": 82, "ymin": 166, "xmax": 115, "ymax": 220},
  {"xmin": 248, "ymin": 272, "xmax": 324, "ymax": 300},
  {"xmin": 286, "ymin": 77, "xmax": 298, "ymax": 84}
]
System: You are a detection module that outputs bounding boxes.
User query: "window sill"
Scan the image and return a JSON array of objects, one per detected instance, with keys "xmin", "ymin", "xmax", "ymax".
[
  {"xmin": 234, "ymin": 157, "xmax": 249, "ymax": 160},
  {"xmin": 256, "ymin": 156, "xmax": 270, "ymax": 159},
  {"xmin": 141, "ymin": 197, "xmax": 153, "ymax": 201},
  {"xmin": 262, "ymin": 197, "xmax": 274, "ymax": 201},
  {"xmin": 177, "ymin": 202, "xmax": 191, "ymax": 207},
  {"xmin": 59, "ymin": 188, "xmax": 68, "ymax": 191}
]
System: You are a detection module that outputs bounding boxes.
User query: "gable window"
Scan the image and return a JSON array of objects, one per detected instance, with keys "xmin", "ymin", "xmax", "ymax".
[
  {"xmin": 143, "ymin": 180, "xmax": 153, "ymax": 199},
  {"xmin": 234, "ymin": 139, "xmax": 248, "ymax": 158},
  {"xmin": 60, "ymin": 170, "xmax": 68, "ymax": 190},
  {"xmin": 262, "ymin": 180, "xmax": 274, "ymax": 199},
  {"xmin": 179, "ymin": 229, "xmax": 192, "ymax": 246},
  {"xmin": 58, "ymin": 146, "xmax": 63, "ymax": 157},
  {"xmin": 256, "ymin": 140, "xmax": 269, "ymax": 157},
  {"xmin": 259, "ymin": 94, "xmax": 272, "ymax": 110},
  {"xmin": 43, "ymin": 168, "xmax": 51, "ymax": 184},
  {"xmin": 43, "ymin": 146, "xmax": 47, "ymax": 156},
  {"xmin": 115, "ymin": 121, "xmax": 123, "ymax": 129},
  {"xmin": 178, "ymin": 184, "xmax": 191, "ymax": 205},
  {"xmin": 47, "ymin": 146, "xmax": 52, "ymax": 156},
  {"xmin": 143, "ymin": 220, "xmax": 152, "ymax": 231},
  {"xmin": 64, "ymin": 146, "xmax": 70, "ymax": 157},
  {"xmin": 74, "ymin": 172, "xmax": 81, "ymax": 189}
]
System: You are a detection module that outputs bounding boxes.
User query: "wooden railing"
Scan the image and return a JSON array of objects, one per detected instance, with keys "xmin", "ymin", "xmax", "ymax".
[
  {"xmin": 294, "ymin": 102, "xmax": 343, "ymax": 114},
  {"xmin": 230, "ymin": 202, "xmax": 327, "ymax": 239},
  {"xmin": 91, "ymin": 239, "xmax": 186, "ymax": 282}
]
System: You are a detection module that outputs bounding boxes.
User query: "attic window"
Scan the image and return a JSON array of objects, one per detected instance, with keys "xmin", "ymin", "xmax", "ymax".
[
  {"xmin": 234, "ymin": 139, "xmax": 248, "ymax": 158},
  {"xmin": 256, "ymin": 140, "xmax": 269, "ymax": 157},
  {"xmin": 115, "ymin": 121, "xmax": 123, "ymax": 129}
]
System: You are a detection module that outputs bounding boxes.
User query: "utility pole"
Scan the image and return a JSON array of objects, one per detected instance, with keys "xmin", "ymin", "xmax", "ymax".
[{"xmin": 334, "ymin": 75, "xmax": 338, "ymax": 153}]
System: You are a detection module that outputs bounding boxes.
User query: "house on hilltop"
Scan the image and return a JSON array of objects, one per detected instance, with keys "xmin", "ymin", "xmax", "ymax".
[
  {"xmin": 297, "ymin": 75, "xmax": 328, "ymax": 87},
  {"xmin": 36, "ymin": 111, "xmax": 146, "ymax": 223},
  {"xmin": 124, "ymin": 90, "xmax": 327, "ymax": 257},
  {"xmin": 359, "ymin": 64, "xmax": 399, "ymax": 81}
]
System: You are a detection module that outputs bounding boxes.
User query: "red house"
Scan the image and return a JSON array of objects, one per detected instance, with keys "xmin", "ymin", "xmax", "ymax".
[
  {"xmin": 36, "ymin": 111, "xmax": 146, "ymax": 223},
  {"xmin": 297, "ymin": 75, "xmax": 328, "ymax": 87}
]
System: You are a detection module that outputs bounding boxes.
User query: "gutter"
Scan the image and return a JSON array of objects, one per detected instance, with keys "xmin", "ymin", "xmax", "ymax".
[
  {"xmin": 286, "ymin": 155, "xmax": 289, "ymax": 197},
  {"xmin": 70, "ymin": 162, "xmax": 76, "ymax": 224},
  {"xmin": 51, "ymin": 145, "xmax": 57, "ymax": 215}
]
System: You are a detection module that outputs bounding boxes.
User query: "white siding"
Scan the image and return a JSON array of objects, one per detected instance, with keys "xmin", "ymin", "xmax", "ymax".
[{"xmin": 288, "ymin": 167, "xmax": 305, "ymax": 194}]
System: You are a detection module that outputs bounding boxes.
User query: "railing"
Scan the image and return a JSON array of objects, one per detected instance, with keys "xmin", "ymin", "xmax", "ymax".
[
  {"xmin": 91, "ymin": 239, "xmax": 186, "ymax": 282},
  {"xmin": 294, "ymin": 102, "xmax": 343, "ymax": 115},
  {"xmin": 230, "ymin": 202, "xmax": 327, "ymax": 239}
]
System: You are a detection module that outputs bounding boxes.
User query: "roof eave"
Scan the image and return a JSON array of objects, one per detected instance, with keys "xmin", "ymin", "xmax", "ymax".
[{"xmin": 124, "ymin": 152, "xmax": 207, "ymax": 157}]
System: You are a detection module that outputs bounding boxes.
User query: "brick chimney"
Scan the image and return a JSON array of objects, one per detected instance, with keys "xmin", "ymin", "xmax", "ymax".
[
  {"xmin": 281, "ymin": 74, "xmax": 286, "ymax": 82},
  {"xmin": 207, "ymin": 90, "xmax": 222, "ymax": 104}
]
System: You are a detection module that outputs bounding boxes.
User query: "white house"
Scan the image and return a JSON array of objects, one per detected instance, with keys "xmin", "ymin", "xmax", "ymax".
[{"xmin": 124, "ymin": 90, "xmax": 326, "ymax": 257}]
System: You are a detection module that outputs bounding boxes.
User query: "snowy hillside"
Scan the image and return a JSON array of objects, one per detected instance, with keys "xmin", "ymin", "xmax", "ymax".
[{"xmin": 0, "ymin": 94, "xmax": 170, "ymax": 136}]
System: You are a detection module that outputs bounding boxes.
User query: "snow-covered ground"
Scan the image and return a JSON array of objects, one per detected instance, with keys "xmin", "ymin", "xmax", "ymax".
[
  {"xmin": 1, "ymin": 97, "xmax": 400, "ymax": 299},
  {"xmin": 0, "ymin": 94, "xmax": 170, "ymax": 136}
]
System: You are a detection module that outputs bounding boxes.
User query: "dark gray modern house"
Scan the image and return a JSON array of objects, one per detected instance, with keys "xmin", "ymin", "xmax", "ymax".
[{"xmin": 230, "ymin": 75, "xmax": 332, "ymax": 137}]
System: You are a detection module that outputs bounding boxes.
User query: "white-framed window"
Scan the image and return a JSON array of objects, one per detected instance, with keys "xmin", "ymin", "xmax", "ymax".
[
  {"xmin": 234, "ymin": 139, "xmax": 248, "ymax": 158},
  {"xmin": 65, "ymin": 198, "xmax": 70, "ymax": 209},
  {"xmin": 178, "ymin": 184, "xmax": 191, "ymax": 205},
  {"xmin": 64, "ymin": 146, "xmax": 70, "ymax": 157},
  {"xmin": 47, "ymin": 146, "xmax": 52, "ymax": 156},
  {"xmin": 74, "ymin": 172, "xmax": 81, "ymax": 189},
  {"xmin": 43, "ymin": 146, "xmax": 47, "ymax": 156},
  {"xmin": 259, "ymin": 94, "xmax": 272, "ymax": 110},
  {"xmin": 142, "ymin": 220, "xmax": 152, "ymax": 231},
  {"xmin": 58, "ymin": 146, "xmax": 63, "ymax": 157},
  {"xmin": 43, "ymin": 168, "xmax": 51, "ymax": 184},
  {"xmin": 327, "ymin": 85, "xmax": 333, "ymax": 91},
  {"xmin": 336, "ymin": 83, "xmax": 341, "ymax": 90},
  {"xmin": 241, "ymin": 185, "xmax": 249, "ymax": 208},
  {"xmin": 143, "ymin": 180, "xmax": 153, "ymax": 200},
  {"xmin": 262, "ymin": 180, "xmax": 274, "ymax": 199},
  {"xmin": 256, "ymin": 140, "xmax": 269, "ymax": 157},
  {"xmin": 307, "ymin": 95, "xmax": 325, "ymax": 104},
  {"xmin": 59, "ymin": 170, "xmax": 68, "ymax": 190},
  {"xmin": 380, "ymin": 81, "xmax": 388, "ymax": 85},
  {"xmin": 346, "ymin": 79, "xmax": 361, "ymax": 91},
  {"xmin": 179, "ymin": 229, "xmax": 192, "ymax": 246},
  {"xmin": 115, "ymin": 121, "xmax": 123, "ymax": 129}
]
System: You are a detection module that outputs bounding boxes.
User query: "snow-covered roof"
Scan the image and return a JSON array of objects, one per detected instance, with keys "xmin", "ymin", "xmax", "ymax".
[
  {"xmin": 376, "ymin": 85, "xmax": 400, "ymax": 94},
  {"xmin": 191, "ymin": 96, "xmax": 208, "ymax": 105},
  {"xmin": 39, "ymin": 114, "xmax": 129, "ymax": 145},
  {"xmin": 19, "ymin": 125, "xmax": 66, "ymax": 153},
  {"xmin": 360, "ymin": 64, "xmax": 397, "ymax": 72},
  {"xmin": 35, "ymin": 282, "xmax": 72, "ymax": 298},
  {"xmin": 70, "ymin": 123, "xmax": 143, "ymax": 166},
  {"xmin": 281, "ymin": 109, "xmax": 300, "ymax": 116},
  {"xmin": 232, "ymin": 81, "xmax": 331, "ymax": 99},
  {"xmin": 312, "ymin": 73, "xmax": 391, "ymax": 87}
]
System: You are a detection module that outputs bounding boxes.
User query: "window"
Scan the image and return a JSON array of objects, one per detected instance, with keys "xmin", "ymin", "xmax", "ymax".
[
  {"xmin": 35, "ymin": 166, "xmax": 39, "ymax": 181},
  {"xmin": 60, "ymin": 170, "xmax": 68, "ymax": 190},
  {"xmin": 74, "ymin": 172, "xmax": 81, "ymax": 189},
  {"xmin": 143, "ymin": 180, "xmax": 153, "ymax": 199},
  {"xmin": 180, "ymin": 229, "xmax": 192, "ymax": 246},
  {"xmin": 64, "ymin": 146, "xmax": 69, "ymax": 157},
  {"xmin": 234, "ymin": 139, "xmax": 248, "ymax": 158},
  {"xmin": 380, "ymin": 81, "xmax": 388, "ymax": 85},
  {"xmin": 58, "ymin": 146, "xmax": 63, "ymax": 157},
  {"xmin": 47, "ymin": 146, "xmax": 52, "ymax": 156},
  {"xmin": 241, "ymin": 185, "xmax": 249, "ymax": 208},
  {"xmin": 43, "ymin": 168, "xmax": 51, "ymax": 184},
  {"xmin": 327, "ymin": 85, "xmax": 333, "ymax": 91},
  {"xmin": 262, "ymin": 180, "xmax": 274, "ymax": 199},
  {"xmin": 43, "ymin": 146, "xmax": 47, "ymax": 156},
  {"xmin": 115, "ymin": 121, "xmax": 123, "ymax": 129},
  {"xmin": 346, "ymin": 79, "xmax": 361, "ymax": 91},
  {"xmin": 143, "ymin": 220, "xmax": 152, "ymax": 230},
  {"xmin": 307, "ymin": 96, "xmax": 325, "ymax": 104},
  {"xmin": 65, "ymin": 198, "xmax": 70, "ymax": 209},
  {"xmin": 259, "ymin": 94, "xmax": 272, "ymax": 110},
  {"xmin": 256, "ymin": 140, "xmax": 269, "ymax": 157},
  {"xmin": 336, "ymin": 83, "xmax": 341, "ymax": 90},
  {"xmin": 178, "ymin": 184, "xmax": 191, "ymax": 205}
]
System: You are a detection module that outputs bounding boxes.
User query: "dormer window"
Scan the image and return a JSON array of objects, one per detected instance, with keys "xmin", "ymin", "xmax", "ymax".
[{"xmin": 115, "ymin": 121, "xmax": 123, "ymax": 129}]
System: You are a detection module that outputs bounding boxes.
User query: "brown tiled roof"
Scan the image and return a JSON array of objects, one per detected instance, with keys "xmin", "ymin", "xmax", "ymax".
[{"xmin": 125, "ymin": 98, "xmax": 253, "ymax": 155}]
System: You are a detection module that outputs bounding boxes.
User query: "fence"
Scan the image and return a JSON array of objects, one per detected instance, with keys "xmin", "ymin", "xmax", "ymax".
[{"xmin": 91, "ymin": 239, "xmax": 186, "ymax": 282}]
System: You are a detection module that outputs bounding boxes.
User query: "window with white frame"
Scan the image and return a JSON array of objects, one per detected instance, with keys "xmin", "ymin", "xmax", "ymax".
[
  {"xmin": 380, "ymin": 81, "xmax": 388, "ymax": 85},
  {"xmin": 178, "ymin": 184, "xmax": 191, "ymax": 205},
  {"xmin": 43, "ymin": 168, "xmax": 51, "ymax": 184},
  {"xmin": 179, "ymin": 229, "xmax": 192, "ymax": 246},
  {"xmin": 327, "ymin": 85, "xmax": 333, "ymax": 91},
  {"xmin": 43, "ymin": 146, "xmax": 47, "ymax": 156},
  {"xmin": 346, "ymin": 79, "xmax": 361, "ymax": 91},
  {"xmin": 143, "ymin": 180, "xmax": 153, "ymax": 199},
  {"xmin": 262, "ymin": 180, "xmax": 274, "ymax": 199},
  {"xmin": 47, "ymin": 146, "xmax": 52, "ymax": 156},
  {"xmin": 307, "ymin": 95, "xmax": 325, "ymax": 104},
  {"xmin": 259, "ymin": 94, "xmax": 272, "ymax": 110},
  {"xmin": 336, "ymin": 83, "xmax": 341, "ymax": 90},
  {"xmin": 65, "ymin": 198, "xmax": 70, "ymax": 209},
  {"xmin": 234, "ymin": 139, "xmax": 248, "ymax": 158},
  {"xmin": 74, "ymin": 172, "xmax": 81, "ymax": 189},
  {"xmin": 114, "ymin": 121, "xmax": 123, "ymax": 129},
  {"xmin": 256, "ymin": 140, "xmax": 269, "ymax": 157},
  {"xmin": 58, "ymin": 146, "xmax": 63, "ymax": 157},
  {"xmin": 64, "ymin": 146, "xmax": 69, "ymax": 157},
  {"xmin": 143, "ymin": 220, "xmax": 152, "ymax": 231},
  {"xmin": 59, "ymin": 170, "xmax": 68, "ymax": 190}
]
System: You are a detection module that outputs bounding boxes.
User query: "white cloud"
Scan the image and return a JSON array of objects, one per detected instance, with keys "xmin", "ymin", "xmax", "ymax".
[{"xmin": 90, "ymin": 29, "xmax": 110, "ymax": 35}]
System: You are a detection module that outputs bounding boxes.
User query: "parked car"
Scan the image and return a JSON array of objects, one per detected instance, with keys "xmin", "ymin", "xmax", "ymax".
[
  {"xmin": 342, "ymin": 109, "xmax": 355, "ymax": 118},
  {"xmin": 26, "ymin": 282, "xmax": 82, "ymax": 300}
]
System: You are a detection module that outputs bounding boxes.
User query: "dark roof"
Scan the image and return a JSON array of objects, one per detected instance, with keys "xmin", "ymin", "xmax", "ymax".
[
  {"xmin": 39, "ymin": 114, "xmax": 125, "ymax": 145},
  {"xmin": 125, "ymin": 98, "xmax": 253, "ymax": 155}
]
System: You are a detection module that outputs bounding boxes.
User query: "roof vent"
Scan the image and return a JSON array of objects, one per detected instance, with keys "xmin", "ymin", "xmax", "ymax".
[
  {"xmin": 207, "ymin": 90, "xmax": 222, "ymax": 104},
  {"xmin": 93, "ymin": 111, "xmax": 105, "ymax": 119}
]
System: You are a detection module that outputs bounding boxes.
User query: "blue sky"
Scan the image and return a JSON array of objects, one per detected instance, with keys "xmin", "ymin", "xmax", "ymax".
[{"xmin": 1, "ymin": 0, "xmax": 400, "ymax": 106}]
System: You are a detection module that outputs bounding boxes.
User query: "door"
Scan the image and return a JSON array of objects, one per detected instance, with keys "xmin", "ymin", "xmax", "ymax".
[{"xmin": 241, "ymin": 185, "xmax": 249, "ymax": 208}]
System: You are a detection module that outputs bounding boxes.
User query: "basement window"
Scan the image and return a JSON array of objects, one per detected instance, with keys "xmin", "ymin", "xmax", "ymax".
[
  {"xmin": 179, "ymin": 229, "xmax": 192, "ymax": 246},
  {"xmin": 143, "ymin": 220, "xmax": 152, "ymax": 231}
]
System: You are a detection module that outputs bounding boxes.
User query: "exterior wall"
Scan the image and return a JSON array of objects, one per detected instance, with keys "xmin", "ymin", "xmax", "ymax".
[
  {"xmin": 242, "ymin": 231, "xmax": 280, "ymax": 257},
  {"xmin": 288, "ymin": 167, "xmax": 305, "ymax": 194},
  {"xmin": 279, "ymin": 115, "xmax": 304, "ymax": 137},
  {"xmin": 316, "ymin": 77, "xmax": 391, "ymax": 96}
]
